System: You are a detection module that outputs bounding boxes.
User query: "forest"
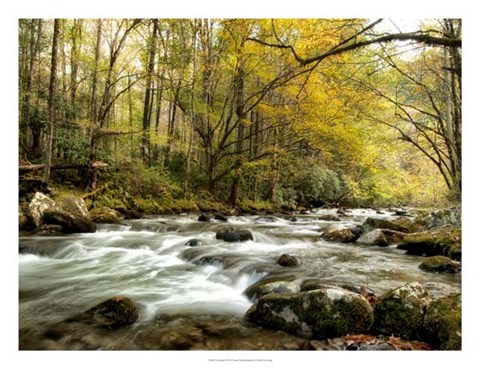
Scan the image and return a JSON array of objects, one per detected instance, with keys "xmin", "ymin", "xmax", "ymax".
[{"xmin": 18, "ymin": 18, "xmax": 461, "ymax": 213}]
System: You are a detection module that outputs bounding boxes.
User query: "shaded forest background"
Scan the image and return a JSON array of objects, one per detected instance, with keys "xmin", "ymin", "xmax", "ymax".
[{"xmin": 18, "ymin": 18, "xmax": 461, "ymax": 213}]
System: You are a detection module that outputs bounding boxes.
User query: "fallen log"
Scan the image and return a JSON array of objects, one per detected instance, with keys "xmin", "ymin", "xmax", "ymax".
[{"xmin": 19, "ymin": 161, "xmax": 108, "ymax": 172}]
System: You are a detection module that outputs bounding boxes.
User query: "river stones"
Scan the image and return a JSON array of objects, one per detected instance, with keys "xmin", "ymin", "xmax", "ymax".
[
  {"xmin": 362, "ymin": 217, "xmax": 410, "ymax": 233},
  {"xmin": 356, "ymin": 229, "xmax": 389, "ymax": 247},
  {"xmin": 374, "ymin": 282, "xmax": 429, "ymax": 339},
  {"xmin": 419, "ymin": 256, "xmax": 461, "ymax": 273},
  {"xmin": 277, "ymin": 254, "xmax": 300, "ymax": 267},
  {"xmin": 243, "ymin": 276, "xmax": 298, "ymax": 302},
  {"xmin": 185, "ymin": 238, "xmax": 203, "ymax": 247},
  {"xmin": 246, "ymin": 286, "xmax": 374, "ymax": 339},
  {"xmin": 43, "ymin": 209, "xmax": 96, "ymax": 233},
  {"xmin": 321, "ymin": 227, "xmax": 359, "ymax": 243},
  {"xmin": 397, "ymin": 226, "xmax": 461, "ymax": 260},
  {"xmin": 68, "ymin": 296, "xmax": 140, "ymax": 328},
  {"xmin": 423, "ymin": 293, "xmax": 461, "ymax": 350},
  {"xmin": 216, "ymin": 228, "xmax": 253, "ymax": 242},
  {"xmin": 198, "ymin": 214, "xmax": 210, "ymax": 222},
  {"xmin": 213, "ymin": 214, "xmax": 228, "ymax": 222}
]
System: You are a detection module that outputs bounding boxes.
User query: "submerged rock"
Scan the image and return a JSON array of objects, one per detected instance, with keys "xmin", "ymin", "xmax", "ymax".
[
  {"xmin": 317, "ymin": 215, "xmax": 341, "ymax": 221},
  {"xmin": 374, "ymin": 282, "xmax": 429, "ymax": 339},
  {"xmin": 277, "ymin": 254, "xmax": 300, "ymax": 267},
  {"xmin": 246, "ymin": 286, "xmax": 374, "ymax": 339},
  {"xmin": 397, "ymin": 226, "xmax": 461, "ymax": 260},
  {"xmin": 68, "ymin": 296, "xmax": 139, "ymax": 328},
  {"xmin": 356, "ymin": 229, "xmax": 388, "ymax": 247},
  {"xmin": 216, "ymin": 228, "xmax": 253, "ymax": 242},
  {"xmin": 213, "ymin": 214, "xmax": 228, "ymax": 222},
  {"xmin": 43, "ymin": 209, "xmax": 96, "ymax": 233},
  {"xmin": 198, "ymin": 214, "xmax": 210, "ymax": 222},
  {"xmin": 255, "ymin": 216, "xmax": 280, "ymax": 223},
  {"xmin": 185, "ymin": 238, "xmax": 203, "ymax": 247},
  {"xmin": 423, "ymin": 293, "xmax": 461, "ymax": 350},
  {"xmin": 419, "ymin": 256, "xmax": 461, "ymax": 274}
]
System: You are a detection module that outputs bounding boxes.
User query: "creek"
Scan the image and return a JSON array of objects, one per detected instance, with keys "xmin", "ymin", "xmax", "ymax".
[{"xmin": 19, "ymin": 208, "xmax": 461, "ymax": 350}]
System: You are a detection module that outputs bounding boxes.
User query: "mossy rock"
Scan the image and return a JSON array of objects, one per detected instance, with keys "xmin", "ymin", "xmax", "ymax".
[
  {"xmin": 322, "ymin": 227, "xmax": 358, "ymax": 243},
  {"xmin": 419, "ymin": 256, "xmax": 461, "ymax": 274},
  {"xmin": 397, "ymin": 226, "xmax": 461, "ymax": 260},
  {"xmin": 90, "ymin": 206, "xmax": 120, "ymax": 224},
  {"xmin": 246, "ymin": 287, "xmax": 374, "ymax": 339},
  {"xmin": 68, "ymin": 296, "xmax": 140, "ymax": 328},
  {"xmin": 356, "ymin": 229, "xmax": 389, "ymax": 247},
  {"xmin": 374, "ymin": 282, "xmax": 429, "ymax": 339},
  {"xmin": 243, "ymin": 276, "xmax": 298, "ymax": 302},
  {"xmin": 362, "ymin": 217, "xmax": 411, "ymax": 233},
  {"xmin": 381, "ymin": 229, "xmax": 407, "ymax": 245},
  {"xmin": 423, "ymin": 293, "xmax": 461, "ymax": 350},
  {"xmin": 43, "ymin": 209, "xmax": 96, "ymax": 233},
  {"xmin": 56, "ymin": 194, "xmax": 90, "ymax": 219},
  {"xmin": 426, "ymin": 207, "xmax": 461, "ymax": 229}
]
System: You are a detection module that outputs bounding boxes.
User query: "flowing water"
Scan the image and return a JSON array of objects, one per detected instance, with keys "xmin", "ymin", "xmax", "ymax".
[{"xmin": 18, "ymin": 209, "xmax": 461, "ymax": 350}]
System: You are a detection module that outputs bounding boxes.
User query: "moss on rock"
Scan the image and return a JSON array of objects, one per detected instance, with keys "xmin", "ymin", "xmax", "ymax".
[
  {"xmin": 419, "ymin": 256, "xmax": 461, "ymax": 273},
  {"xmin": 246, "ymin": 287, "xmax": 374, "ymax": 339},
  {"xmin": 322, "ymin": 228, "xmax": 357, "ymax": 243},
  {"xmin": 81, "ymin": 296, "xmax": 140, "ymax": 328},
  {"xmin": 423, "ymin": 293, "xmax": 461, "ymax": 350},
  {"xmin": 397, "ymin": 226, "xmax": 461, "ymax": 260},
  {"xmin": 362, "ymin": 217, "xmax": 411, "ymax": 233},
  {"xmin": 374, "ymin": 282, "xmax": 429, "ymax": 339},
  {"xmin": 90, "ymin": 206, "xmax": 120, "ymax": 224},
  {"xmin": 243, "ymin": 277, "xmax": 298, "ymax": 302}
]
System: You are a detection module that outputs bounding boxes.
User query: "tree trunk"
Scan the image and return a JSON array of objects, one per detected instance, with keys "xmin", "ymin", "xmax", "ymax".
[
  {"xmin": 142, "ymin": 19, "xmax": 159, "ymax": 165},
  {"xmin": 44, "ymin": 19, "xmax": 60, "ymax": 181},
  {"xmin": 69, "ymin": 19, "xmax": 82, "ymax": 122},
  {"xmin": 86, "ymin": 19, "xmax": 102, "ymax": 190}
]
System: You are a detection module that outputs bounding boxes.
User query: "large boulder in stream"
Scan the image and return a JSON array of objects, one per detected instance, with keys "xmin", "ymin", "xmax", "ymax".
[
  {"xmin": 246, "ymin": 286, "xmax": 374, "ymax": 339},
  {"xmin": 216, "ymin": 228, "xmax": 253, "ymax": 242},
  {"xmin": 374, "ymin": 282, "xmax": 429, "ymax": 339},
  {"xmin": 28, "ymin": 192, "xmax": 57, "ymax": 227},
  {"xmin": 43, "ymin": 209, "xmax": 96, "ymax": 233},
  {"xmin": 419, "ymin": 256, "xmax": 461, "ymax": 274},
  {"xmin": 397, "ymin": 226, "xmax": 461, "ymax": 260},
  {"xmin": 56, "ymin": 194, "xmax": 90, "ymax": 219},
  {"xmin": 355, "ymin": 229, "xmax": 389, "ymax": 247},
  {"xmin": 321, "ymin": 227, "xmax": 360, "ymax": 243},
  {"xmin": 423, "ymin": 293, "xmax": 461, "ymax": 350},
  {"xmin": 67, "ymin": 296, "xmax": 139, "ymax": 328}
]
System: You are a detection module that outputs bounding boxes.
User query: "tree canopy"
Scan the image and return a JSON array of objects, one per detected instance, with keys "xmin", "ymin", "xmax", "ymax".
[{"xmin": 18, "ymin": 18, "xmax": 461, "ymax": 209}]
